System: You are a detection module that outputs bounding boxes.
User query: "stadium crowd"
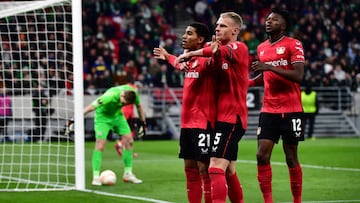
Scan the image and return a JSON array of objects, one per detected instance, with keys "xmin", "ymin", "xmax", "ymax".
[
  {"xmin": 1, "ymin": 0, "xmax": 360, "ymax": 95},
  {"xmin": 82, "ymin": 0, "xmax": 360, "ymax": 94}
]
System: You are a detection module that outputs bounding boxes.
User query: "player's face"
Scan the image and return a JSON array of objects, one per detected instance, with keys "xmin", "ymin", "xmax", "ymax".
[
  {"xmin": 265, "ymin": 12, "xmax": 285, "ymax": 35},
  {"xmin": 215, "ymin": 16, "xmax": 238, "ymax": 43},
  {"xmin": 182, "ymin": 26, "xmax": 202, "ymax": 51}
]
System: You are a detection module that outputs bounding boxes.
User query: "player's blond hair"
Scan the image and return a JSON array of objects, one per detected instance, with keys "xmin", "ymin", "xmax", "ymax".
[{"xmin": 220, "ymin": 12, "xmax": 243, "ymax": 30}]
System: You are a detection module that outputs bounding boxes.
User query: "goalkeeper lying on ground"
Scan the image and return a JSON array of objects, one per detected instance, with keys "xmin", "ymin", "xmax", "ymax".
[{"xmin": 83, "ymin": 84, "xmax": 146, "ymax": 185}]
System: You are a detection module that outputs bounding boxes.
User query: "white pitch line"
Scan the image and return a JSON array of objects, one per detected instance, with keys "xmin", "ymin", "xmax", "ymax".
[
  {"xmin": 236, "ymin": 160, "xmax": 360, "ymax": 203},
  {"xmin": 83, "ymin": 189, "xmax": 174, "ymax": 203},
  {"xmin": 280, "ymin": 200, "xmax": 360, "ymax": 203},
  {"xmin": 236, "ymin": 160, "xmax": 360, "ymax": 172}
]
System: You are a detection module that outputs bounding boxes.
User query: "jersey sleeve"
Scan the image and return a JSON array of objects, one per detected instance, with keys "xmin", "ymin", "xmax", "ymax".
[
  {"xmin": 218, "ymin": 42, "xmax": 248, "ymax": 66},
  {"xmin": 167, "ymin": 54, "xmax": 181, "ymax": 70},
  {"xmin": 290, "ymin": 40, "xmax": 305, "ymax": 64},
  {"xmin": 91, "ymin": 90, "xmax": 116, "ymax": 109}
]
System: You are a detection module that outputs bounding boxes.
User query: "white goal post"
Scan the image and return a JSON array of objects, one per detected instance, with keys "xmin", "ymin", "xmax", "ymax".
[{"xmin": 0, "ymin": 0, "xmax": 84, "ymax": 191}]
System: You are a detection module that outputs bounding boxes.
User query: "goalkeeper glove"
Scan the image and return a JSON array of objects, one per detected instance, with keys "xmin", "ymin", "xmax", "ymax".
[
  {"xmin": 64, "ymin": 117, "xmax": 74, "ymax": 136},
  {"xmin": 137, "ymin": 121, "xmax": 146, "ymax": 138}
]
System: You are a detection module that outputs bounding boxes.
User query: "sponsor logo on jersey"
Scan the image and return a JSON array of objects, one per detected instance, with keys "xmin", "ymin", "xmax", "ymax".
[
  {"xmin": 276, "ymin": 46, "xmax": 285, "ymax": 54},
  {"xmin": 265, "ymin": 58, "xmax": 288, "ymax": 67},
  {"xmin": 201, "ymin": 148, "xmax": 209, "ymax": 154},
  {"xmin": 184, "ymin": 71, "xmax": 199, "ymax": 78},
  {"xmin": 211, "ymin": 146, "xmax": 218, "ymax": 152}
]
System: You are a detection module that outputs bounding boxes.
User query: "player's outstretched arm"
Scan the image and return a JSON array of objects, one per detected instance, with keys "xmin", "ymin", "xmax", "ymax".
[
  {"xmin": 83, "ymin": 104, "xmax": 95, "ymax": 116},
  {"xmin": 153, "ymin": 46, "xmax": 188, "ymax": 70},
  {"xmin": 175, "ymin": 38, "xmax": 217, "ymax": 65}
]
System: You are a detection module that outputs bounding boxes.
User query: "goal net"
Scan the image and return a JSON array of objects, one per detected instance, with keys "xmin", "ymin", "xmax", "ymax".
[{"xmin": 0, "ymin": 0, "xmax": 84, "ymax": 191}]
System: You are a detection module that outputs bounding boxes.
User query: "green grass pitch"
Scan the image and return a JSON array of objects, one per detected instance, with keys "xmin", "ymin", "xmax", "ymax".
[{"xmin": 0, "ymin": 137, "xmax": 359, "ymax": 203}]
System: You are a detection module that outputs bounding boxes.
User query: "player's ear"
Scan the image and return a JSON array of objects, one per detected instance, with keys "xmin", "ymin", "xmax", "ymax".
[{"xmin": 198, "ymin": 36, "xmax": 205, "ymax": 44}]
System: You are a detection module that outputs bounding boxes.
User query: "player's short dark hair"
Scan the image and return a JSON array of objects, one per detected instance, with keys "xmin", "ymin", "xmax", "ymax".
[
  {"xmin": 189, "ymin": 22, "xmax": 210, "ymax": 43},
  {"xmin": 124, "ymin": 90, "xmax": 136, "ymax": 104},
  {"xmin": 271, "ymin": 7, "xmax": 291, "ymax": 31}
]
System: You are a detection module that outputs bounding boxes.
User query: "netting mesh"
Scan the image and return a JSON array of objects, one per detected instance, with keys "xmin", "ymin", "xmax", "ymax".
[{"xmin": 0, "ymin": 0, "xmax": 76, "ymax": 191}]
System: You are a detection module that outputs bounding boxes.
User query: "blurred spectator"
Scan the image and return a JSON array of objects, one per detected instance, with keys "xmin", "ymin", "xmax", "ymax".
[
  {"xmin": 153, "ymin": 64, "xmax": 173, "ymax": 88},
  {"xmin": 160, "ymin": 0, "xmax": 179, "ymax": 27},
  {"xmin": 27, "ymin": 84, "xmax": 54, "ymax": 142},
  {"xmin": 0, "ymin": 81, "xmax": 12, "ymax": 141},
  {"xmin": 3, "ymin": 0, "xmax": 360, "ymax": 95},
  {"xmin": 333, "ymin": 64, "xmax": 346, "ymax": 85}
]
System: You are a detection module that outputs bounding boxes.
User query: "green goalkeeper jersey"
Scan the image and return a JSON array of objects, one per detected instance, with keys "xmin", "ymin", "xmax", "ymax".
[{"xmin": 91, "ymin": 85, "xmax": 140, "ymax": 117}]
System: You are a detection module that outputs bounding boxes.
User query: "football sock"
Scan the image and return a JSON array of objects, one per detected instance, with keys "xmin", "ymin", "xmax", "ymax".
[
  {"xmin": 123, "ymin": 149, "xmax": 133, "ymax": 174},
  {"xmin": 289, "ymin": 164, "xmax": 302, "ymax": 203},
  {"xmin": 200, "ymin": 173, "xmax": 212, "ymax": 203},
  {"xmin": 185, "ymin": 167, "xmax": 202, "ymax": 203},
  {"xmin": 258, "ymin": 164, "xmax": 273, "ymax": 203},
  {"xmin": 227, "ymin": 172, "xmax": 244, "ymax": 203},
  {"xmin": 92, "ymin": 150, "xmax": 102, "ymax": 177},
  {"xmin": 208, "ymin": 167, "xmax": 227, "ymax": 203}
]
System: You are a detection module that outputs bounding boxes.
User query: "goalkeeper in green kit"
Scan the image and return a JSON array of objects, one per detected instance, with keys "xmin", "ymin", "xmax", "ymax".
[{"xmin": 83, "ymin": 84, "xmax": 146, "ymax": 185}]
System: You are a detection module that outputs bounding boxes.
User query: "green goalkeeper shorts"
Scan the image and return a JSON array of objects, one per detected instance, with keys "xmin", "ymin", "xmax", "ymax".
[{"xmin": 94, "ymin": 113, "xmax": 131, "ymax": 139}]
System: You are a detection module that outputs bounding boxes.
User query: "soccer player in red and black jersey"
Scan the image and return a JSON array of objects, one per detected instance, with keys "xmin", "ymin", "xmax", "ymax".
[
  {"xmin": 177, "ymin": 12, "xmax": 249, "ymax": 203},
  {"xmin": 153, "ymin": 22, "xmax": 216, "ymax": 203},
  {"xmin": 249, "ymin": 7, "xmax": 305, "ymax": 203}
]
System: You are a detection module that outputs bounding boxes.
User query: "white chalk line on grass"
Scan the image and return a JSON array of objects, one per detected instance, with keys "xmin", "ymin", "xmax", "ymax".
[
  {"xmin": 138, "ymin": 159, "xmax": 360, "ymax": 172},
  {"xmin": 83, "ymin": 189, "xmax": 174, "ymax": 203},
  {"xmin": 279, "ymin": 200, "xmax": 360, "ymax": 203},
  {"xmin": 238, "ymin": 160, "xmax": 360, "ymax": 203},
  {"xmin": 236, "ymin": 159, "xmax": 360, "ymax": 172}
]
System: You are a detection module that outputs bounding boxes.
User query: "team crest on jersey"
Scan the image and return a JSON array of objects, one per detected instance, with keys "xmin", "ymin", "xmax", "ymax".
[
  {"xmin": 276, "ymin": 47, "xmax": 285, "ymax": 54},
  {"xmin": 97, "ymin": 99, "xmax": 103, "ymax": 105},
  {"xmin": 222, "ymin": 63, "xmax": 228, "ymax": 70},
  {"xmin": 260, "ymin": 50, "xmax": 264, "ymax": 56},
  {"xmin": 229, "ymin": 42, "xmax": 238, "ymax": 50},
  {"xmin": 191, "ymin": 59, "xmax": 198, "ymax": 69},
  {"xmin": 257, "ymin": 127, "xmax": 261, "ymax": 136}
]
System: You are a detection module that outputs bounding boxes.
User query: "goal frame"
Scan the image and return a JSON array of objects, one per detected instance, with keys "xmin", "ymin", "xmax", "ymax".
[{"xmin": 0, "ymin": 0, "xmax": 85, "ymax": 191}]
